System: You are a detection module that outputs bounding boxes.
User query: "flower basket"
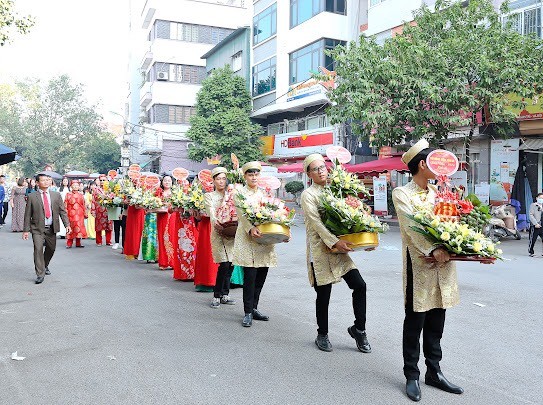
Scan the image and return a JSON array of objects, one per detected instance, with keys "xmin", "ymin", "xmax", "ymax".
[
  {"xmin": 107, "ymin": 206, "xmax": 122, "ymax": 221},
  {"xmin": 330, "ymin": 231, "xmax": 379, "ymax": 253},
  {"xmin": 219, "ymin": 221, "xmax": 238, "ymax": 238},
  {"xmin": 255, "ymin": 222, "xmax": 291, "ymax": 245}
]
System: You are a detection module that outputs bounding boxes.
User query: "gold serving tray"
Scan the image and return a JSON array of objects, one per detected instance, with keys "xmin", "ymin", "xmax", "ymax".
[
  {"xmin": 330, "ymin": 232, "xmax": 379, "ymax": 253},
  {"xmin": 255, "ymin": 223, "xmax": 291, "ymax": 245}
]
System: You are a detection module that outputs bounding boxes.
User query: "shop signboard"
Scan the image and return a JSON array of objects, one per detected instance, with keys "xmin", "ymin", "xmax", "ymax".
[
  {"xmin": 489, "ymin": 139, "xmax": 519, "ymax": 203},
  {"xmin": 373, "ymin": 176, "xmax": 388, "ymax": 216},
  {"xmin": 449, "ymin": 171, "xmax": 468, "ymax": 197},
  {"xmin": 504, "ymin": 93, "xmax": 543, "ymax": 121},
  {"xmin": 474, "ymin": 183, "xmax": 490, "ymax": 205},
  {"xmin": 273, "ymin": 127, "xmax": 336, "ymax": 158}
]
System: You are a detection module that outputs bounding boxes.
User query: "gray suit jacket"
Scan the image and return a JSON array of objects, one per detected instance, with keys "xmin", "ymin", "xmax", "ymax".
[
  {"xmin": 23, "ymin": 190, "xmax": 69, "ymax": 234},
  {"xmin": 529, "ymin": 202, "xmax": 542, "ymax": 226}
]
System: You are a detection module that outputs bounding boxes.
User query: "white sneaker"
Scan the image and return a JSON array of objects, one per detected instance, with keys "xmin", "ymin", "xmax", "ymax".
[
  {"xmin": 112, "ymin": 243, "xmax": 119, "ymax": 250},
  {"xmin": 210, "ymin": 298, "xmax": 221, "ymax": 309}
]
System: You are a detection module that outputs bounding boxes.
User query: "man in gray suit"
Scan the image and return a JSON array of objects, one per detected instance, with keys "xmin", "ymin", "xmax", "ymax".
[{"xmin": 23, "ymin": 173, "xmax": 71, "ymax": 284}]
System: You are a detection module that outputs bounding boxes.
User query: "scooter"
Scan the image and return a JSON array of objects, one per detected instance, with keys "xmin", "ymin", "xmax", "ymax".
[{"xmin": 483, "ymin": 204, "xmax": 522, "ymax": 242}]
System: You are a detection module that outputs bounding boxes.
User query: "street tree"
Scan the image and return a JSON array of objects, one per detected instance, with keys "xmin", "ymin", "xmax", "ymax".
[
  {"xmin": 324, "ymin": 0, "xmax": 543, "ymax": 157},
  {"xmin": 0, "ymin": 75, "xmax": 111, "ymax": 174},
  {"xmin": 186, "ymin": 66, "xmax": 264, "ymax": 168},
  {"xmin": 82, "ymin": 132, "xmax": 121, "ymax": 174},
  {"xmin": 0, "ymin": 0, "xmax": 34, "ymax": 46}
]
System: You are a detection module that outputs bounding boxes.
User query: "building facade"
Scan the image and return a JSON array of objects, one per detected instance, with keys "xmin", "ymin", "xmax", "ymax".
[
  {"xmin": 128, "ymin": 0, "xmax": 249, "ymax": 173},
  {"xmin": 250, "ymin": 0, "xmax": 369, "ymax": 169}
]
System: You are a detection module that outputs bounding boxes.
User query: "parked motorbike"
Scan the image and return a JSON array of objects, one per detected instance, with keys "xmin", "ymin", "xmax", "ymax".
[{"xmin": 483, "ymin": 204, "xmax": 521, "ymax": 242}]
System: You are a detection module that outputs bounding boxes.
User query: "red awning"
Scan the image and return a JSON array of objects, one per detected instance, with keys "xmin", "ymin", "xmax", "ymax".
[
  {"xmin": 277, "ymin": 160, "xmax": 334, "ymax": 173},
  {"xmin": 346, "ymin": 156, "xmax": 408, "ymax": 174}
]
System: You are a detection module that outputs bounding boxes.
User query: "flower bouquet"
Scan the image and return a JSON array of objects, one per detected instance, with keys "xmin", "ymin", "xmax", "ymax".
[
  {"xmin": 215, "ymin": 184, "xmax": 239, "ymax": 237},
  {"xmin": 235, "ymin": 192, "xmax": 295, "ymax": 244},
  {"xmin": 226, "ymin": 168, "xmax": 245, "ymax": 185},
  {"xmin": 131, "ymin": 188, "xmax": 164, "ymax": 212},
  {"xmin": 409, "ymin": 208, "xmax": 502, "ymax": 263},
  {"xmin": 320, "ymin": 165, "xmax": 387, "ymax": 252},
  {"xmin": 168, "ymin": 182, "xmax": 205, "ymax": 216},
  {"xmin": 97, "ymin": 179, "xmax": 130, "ymax": 220}
]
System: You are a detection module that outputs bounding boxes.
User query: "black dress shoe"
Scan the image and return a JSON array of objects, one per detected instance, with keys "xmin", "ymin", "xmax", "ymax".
[
  {"xmin": 315, "ymin": 334, "xmax": 333, "ymax": 352},
  {"xmin": 45, "ymin": 267, "xmax": 51, "ymax": 275},
  {"xmin": 425, "ymin": 371, "xmax": 464, "ymax": 394},
  {"xmin": 252, "ymin": 309, "xmax": 269, "ymax": 321},
  {"xmin": 406, "ymin": 379, "xmax": 421, "ymax": 401},
  {"xmin": 242, "ymin": 313, "xmax": 253, "ymax": 327},
  {"xmin": 75, "ymin": 245, "xmax": 85, "ymax": 248},
  {"xmin": 35, "ymin": 276, "xmax": 44, "ymax": 284},
  {"xmin": 347, "ymin": 326, "xmax": 371, "ymax": 353}
]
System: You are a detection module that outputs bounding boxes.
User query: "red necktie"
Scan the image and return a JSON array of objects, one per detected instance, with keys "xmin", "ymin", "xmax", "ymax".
[{"xmin": 43, "ymin": 192, "xmax": 51, "ymax": 219}]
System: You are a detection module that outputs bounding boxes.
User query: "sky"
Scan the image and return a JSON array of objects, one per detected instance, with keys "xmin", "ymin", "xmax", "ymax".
[{"xmin": 0, "ymin": 0, "xmax": 132, "ymax": 124}]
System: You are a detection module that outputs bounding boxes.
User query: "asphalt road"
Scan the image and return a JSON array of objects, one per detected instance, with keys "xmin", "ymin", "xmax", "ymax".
[{"xmin": 0, "ymin": 215, "xmax": 541, "ymax": 405}]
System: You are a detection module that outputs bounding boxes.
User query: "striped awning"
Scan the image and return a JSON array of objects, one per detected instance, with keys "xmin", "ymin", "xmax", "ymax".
[{"xmin": 518, "ymin": 139, "xmax": 543, "ymax": 151}]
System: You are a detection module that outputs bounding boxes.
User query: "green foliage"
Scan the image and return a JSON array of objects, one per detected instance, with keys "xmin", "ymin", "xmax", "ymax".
[
  {"xmin": 186, "ymin": 66, "xmax": 264, "ymax": 167},
  {"xmin": 323, "ymin": 0, "xmax": 543, "ymax": 147},
  {"xmin": 284, "ymin": 180, "xmax": 304, "ymax": 197},
  {"xmin": 0, "ymin": 0, "xmax": 34, "ymax": 46},
  {"xmin": 0, "ymin": 75, "xmax": 118, "ymax": 175}
]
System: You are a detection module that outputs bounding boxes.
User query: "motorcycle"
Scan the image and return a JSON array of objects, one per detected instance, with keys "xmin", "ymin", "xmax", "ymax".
[{"xmin": 483, "ymin": 204, "xmax": 522, "ymax": 242}]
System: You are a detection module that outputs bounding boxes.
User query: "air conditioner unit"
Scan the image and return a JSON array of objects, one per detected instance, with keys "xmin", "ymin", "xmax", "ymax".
[{"xmin": 157, "ymin": 72, "xmax": 169, "ymax": 81}]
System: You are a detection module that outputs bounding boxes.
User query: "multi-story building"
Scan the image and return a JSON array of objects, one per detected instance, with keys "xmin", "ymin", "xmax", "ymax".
[
  {"xmin": 251, "ymin": 0, "xmax": 369, "ymax": 171},
  {"xmin": 128, "ymin": 0, "xmax": 249, "ymax": 173}
]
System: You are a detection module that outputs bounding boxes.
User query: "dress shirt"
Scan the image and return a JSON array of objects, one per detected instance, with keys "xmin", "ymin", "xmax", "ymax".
[{"xmin": 40, "ymin": 188, "xmax": 53, "ymax": 226}]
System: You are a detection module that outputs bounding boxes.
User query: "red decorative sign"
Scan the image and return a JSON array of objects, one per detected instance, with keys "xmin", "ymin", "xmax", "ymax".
[
  {"xmin": 198, "ymin": 169, "xmax": 214, "ymax": 192},
  {"xmin": 258, "ymin": 176, "xmax": 281, "ymax": 190},
  {"xmin": 144, "ymin": 175, "xmax": 160, "ymax": 189},
  {"xmin": 283, "ymin": 132, "xmax": 333, "ymax": 148},
  {"xmin": 172, "ymin": 167, "xmax": 189, "ymax": 181},
  {"xmin": 426, "ymin": 150, "xmax": 459, "ymax": 176},
  {"xmin": 129, "ymin": 164, "xmax": 141, "ymax": 172},
  {"xmin": 107, "ymin": 170, "xmax": 118, "ymax": 179},
  {"xmin": 326, "ymin": 146, "xmax": 351, "ymax": 164},
  {"xmin": 128, "ymin": 170, "xmax": 141, "ymax": 180}
]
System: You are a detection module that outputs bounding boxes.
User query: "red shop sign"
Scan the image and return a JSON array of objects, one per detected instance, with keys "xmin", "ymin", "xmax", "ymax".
[{"xmin": 426, "ymin": 150, "xmax": 458, "ymax": 176}]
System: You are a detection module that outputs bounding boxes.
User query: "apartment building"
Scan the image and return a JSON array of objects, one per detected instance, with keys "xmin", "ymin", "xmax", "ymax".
[
  {"xmin": 128, "ymin": 0, "xmax": 249, "ymax": 173},
  {"xmin": 251, "ymin": 0, "xmax": 369, "ymax": 169}
]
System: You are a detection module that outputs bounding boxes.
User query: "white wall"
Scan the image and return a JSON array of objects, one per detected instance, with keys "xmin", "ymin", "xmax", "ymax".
[{"xmin": 366, "ymin": 0, "xmax": 424, "ymax": 36}]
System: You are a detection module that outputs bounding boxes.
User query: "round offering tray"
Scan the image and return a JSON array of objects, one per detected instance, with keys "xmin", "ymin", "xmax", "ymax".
[
  {"xmin": 423, "ymin": 255, "xmax": 496, "ymax": 264},
  {"xmin": 146, "ymin": 207, "xmax": 168, "ymax": 213},
  {"xmin": 254, "ymin": 223, "xmax": 290, "ymax": 245},
  {"xmin": 330, "ymin": 232, "xmax": 379, "ymax": 253},
  {"xmin": 219, "ymin": 221, "xmax": 238, "ymax": 238}
]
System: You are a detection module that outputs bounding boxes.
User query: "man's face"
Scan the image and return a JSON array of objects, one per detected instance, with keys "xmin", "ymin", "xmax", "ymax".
[
  {"xmin": 0, "ymin": 177, "xmax": 5, "ymax": 184},
  {"xmin": 419, "ymin": 160, "xmax": 436, "ymax": 180},
  {"xmin": 244, "ymin": 170, "xmax": 260, "ymax": 188},
  {"xmin": 307, "ymin": 160, "xmax": 328, "ymax": 185},
  {"xmin": 37, "ymin": 176, "xmax": 50, "ymax": 190},
  {"xmin": 213, "ymin": 173, "xmax": 227, "ymax": 190}
]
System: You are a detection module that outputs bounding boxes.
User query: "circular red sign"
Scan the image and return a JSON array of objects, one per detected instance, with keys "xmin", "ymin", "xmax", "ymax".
[
  {"xmin": 172, "ymin": 167, "xmax": 189, "ymax": 181},
  {"xmin": 326, "ymin": 146, "xmax": 351, "ymax": 164},
  {"xmin": 426, "ymin": 150, "xmax": 459, "ymax": 176},
  {"xmin": 258, "ymin": 176, "xmax": 281, "ymax": 190}
]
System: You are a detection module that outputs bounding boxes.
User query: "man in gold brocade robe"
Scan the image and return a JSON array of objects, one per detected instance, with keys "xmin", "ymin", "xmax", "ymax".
[
  {"xmin": 392, "ymin": 139, "xmax": 463, "ymax": 402},
  {"xmin": 300, "ymin": 153, "xmax": 371, "ymax": 354}
]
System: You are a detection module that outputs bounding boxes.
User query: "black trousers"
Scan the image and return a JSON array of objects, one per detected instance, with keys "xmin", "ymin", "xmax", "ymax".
[
  {"xmin": 0, "ymin": 201, "xmax": 8, "ymax": 224},
  {"xmin": 113, "ymin": 216, "xmax": 126, "ymax": 246},
  {"xmin": 214, "ymin": 261, "xmax": 234, "ymax": 298},
  {"xmin": 243, "ymin": 267, "xmax": 268, "ymax": 314},
  {"xmin": 313, "ymin": 266, "xmax": 367, "ymax": 335},
  {"xmin": 403, "ymin": 250, "xmax": 446, "ymax": 380},
  {"xmin": 528, "ymin": 225, "xmax": 543, "ymax": 254}
]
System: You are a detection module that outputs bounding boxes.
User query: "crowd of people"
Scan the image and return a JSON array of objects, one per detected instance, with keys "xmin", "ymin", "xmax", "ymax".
[{"xmin": 9, "ymin": 143, "xmax": 473, "ymax": 401}]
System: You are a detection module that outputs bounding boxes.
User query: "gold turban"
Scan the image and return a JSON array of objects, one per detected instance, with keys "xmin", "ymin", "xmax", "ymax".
[
  {"xmin": 241, "ymin": 161, "xmax": 262, "ymax": 174},
  {"xmin": 211, "ymin": 167, "xmax": 228, "ymax": 178},
  {"xmin": 401, "ymin": 138, "xmax": 430, "ymax": 165},
  {"xmin": 303, "ymin": 153, "xmax": 325, "ymax": 172}
]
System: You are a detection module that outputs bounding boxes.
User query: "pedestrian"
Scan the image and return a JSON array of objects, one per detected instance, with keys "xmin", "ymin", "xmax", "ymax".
[
  {"xmin": 392, "ymin": 139, "xmax": 463, "ymax": 402},
  {"xmin": 25, "ymin": 177, "xmax": 37, "ymax": 197},
  {"xmin": 65, "ymin": 180, "xmax": 87, "ymax": 248},
  {"xmin": 91, "ymin": 175, "xmax": 113, "ymax": 246},
  {"xmin": 0, "ymin": 175, "xmax": 11, "ymax": 225},
  {"xmin": 300, "ymin": 153, "xmax": 371, "ymax": 353},
  {"xmin": 232, "ymin": 161, "xmax": 276, "ymax": 327},
  {"xmin": 10, "ymin": 177, "xmax": 27, "ymax": 232},
  {"xmin": 157, "ymin": 175, "xmax": 173, "ymax": 269},
  {"xmin": 57, "ymin": 177, "xmax": 70, "ymax": 238},
  {"xmin": 528, "ymin": 192, "xmax": 543, "ymax": 257},
  {"xmin": 112, "ymin": 209, "xmax": 126, "ymax": 250},
  {"xmin": 204, "ymin": 167, "xmax": 236, "ymax": 308},
  {"xmin": 124, "ymin": 179, "xmax": 145, "ymax": 260},
  {"xmin": 84, "ymin": 186, "xmax": 96, "ymax": 239},
  {"xmin": 22, "ymin": 173, "xmax": 71, "ymax": 284}
]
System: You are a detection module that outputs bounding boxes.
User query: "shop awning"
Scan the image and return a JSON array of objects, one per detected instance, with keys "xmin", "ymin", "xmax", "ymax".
[
  {"xmin": 277, "ymin": 160, "xmax": 334, "ymax": 173},
  {"xmin": 345, "ymin": 156, "xmax": 408, "ymax": 174},
  {"xmin": 518, "ymin": 139, "xmax": 543, "ymax": 151}
]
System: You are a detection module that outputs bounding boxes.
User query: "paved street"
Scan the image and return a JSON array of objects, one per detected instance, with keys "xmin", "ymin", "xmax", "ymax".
[{"xmin": 0, "ymin": 216, "xmax": 542, "ymax": 405}]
